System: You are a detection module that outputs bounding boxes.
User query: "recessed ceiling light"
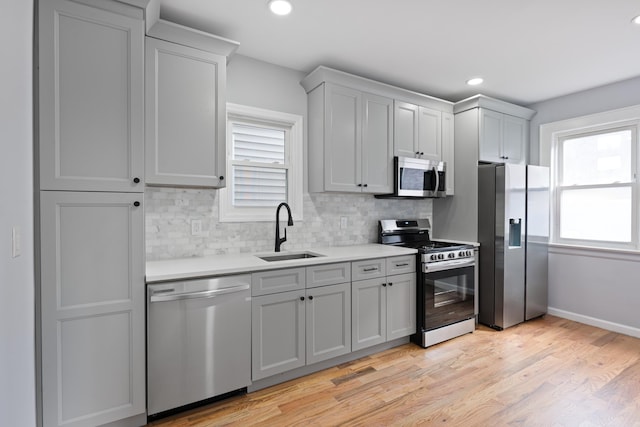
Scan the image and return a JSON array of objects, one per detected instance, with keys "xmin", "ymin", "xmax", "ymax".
[
  {"xmin": 268, "ymin": 0, "xmax": 292, "ymax": 16},
  {"xmin": 466, "ymin": 77, "xmax": 484, "ymax": 86},
  {"xmin": 632, "ymin": 15, "xmax": 640, "ymax": 25}
]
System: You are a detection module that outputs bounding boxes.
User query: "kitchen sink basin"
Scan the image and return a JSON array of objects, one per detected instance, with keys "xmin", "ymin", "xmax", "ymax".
[{"xmin": 258, "ymin": 251, "xmax": 324, "ymax": 262}]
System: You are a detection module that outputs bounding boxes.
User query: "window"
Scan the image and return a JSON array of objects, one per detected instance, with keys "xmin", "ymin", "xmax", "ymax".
[
  {"xmin": 541, "ymin": 106, "xmax": 640, "ymax": 250},
  {"xmin": 556, "ymin": 128, "xmax": 636, "ymax": 247},
  {"xmin": 220, "ymin": 104, "xmax": 303, "ymax": 222}
]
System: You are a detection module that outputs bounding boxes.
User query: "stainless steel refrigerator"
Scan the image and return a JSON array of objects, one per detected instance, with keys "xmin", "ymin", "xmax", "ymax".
[{"xmin": 477, "ymin": 163, "xmax": 549, "ymax": 330}]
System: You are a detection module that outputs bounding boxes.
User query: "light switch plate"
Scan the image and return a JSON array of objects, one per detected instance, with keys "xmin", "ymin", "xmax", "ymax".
[
  {"xmin": 191, "ymin": 220, "xmax": 202, "ymax": 236},
  {"xmin": 12, "ymin": 226, "xmax": 21, "ymax": 258}
]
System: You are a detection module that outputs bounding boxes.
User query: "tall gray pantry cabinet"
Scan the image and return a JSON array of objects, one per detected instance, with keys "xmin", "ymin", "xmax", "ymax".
[{"xmin": 37, "ymin": 1, "xmax": 146, "ymax": 426}]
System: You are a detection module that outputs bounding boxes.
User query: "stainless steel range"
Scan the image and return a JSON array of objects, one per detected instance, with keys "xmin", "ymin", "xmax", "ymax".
[{"xmin": 379, "ymin": 219, "xmax": 477, "ymax": 348}]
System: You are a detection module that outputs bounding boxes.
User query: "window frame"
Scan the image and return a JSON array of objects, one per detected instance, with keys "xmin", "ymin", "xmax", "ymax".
[
  {"xmin": 219, "ymin": 103, "xmax": 303, "ymax": 222},
  {"xmin": 540, "ymin": 106, "xmax": 640, "ymax": 251}
]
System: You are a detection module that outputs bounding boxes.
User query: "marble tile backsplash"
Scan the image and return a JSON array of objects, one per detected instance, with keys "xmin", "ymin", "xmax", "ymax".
[{"xmin": 145, "ymin": 187, "xmax": 433, "ymax": 261}]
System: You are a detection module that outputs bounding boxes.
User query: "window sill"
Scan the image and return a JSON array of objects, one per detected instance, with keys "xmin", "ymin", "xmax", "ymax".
[{"xmin": 549, "ymin": 242, "xmax": 640, "ymax": 262}]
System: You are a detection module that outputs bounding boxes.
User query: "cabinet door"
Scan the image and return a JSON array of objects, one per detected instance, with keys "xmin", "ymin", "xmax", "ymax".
[
  {"xmin": 417, "ymin": 107, "xmax": 442, "ymax": 161},
  {"xmin": 306, "ymin": 283, "xmax": 351, "ymax": 365},
  {"xmin": 394, "ymin": 101, "xmax": 419, "ymax": 158},
  {"xmin": 386, "ymin": 273, "xmax": 417, "ymax": 340},
  {"xmin": 362, "ymin": 93, "xmax": 393, "ymax": 194},
  {"xmin": 351, "ymin": 278, "xmax": 387, "ymax": 351},
  {"xmin": 502, "ymin": 114, "xmax": 527, "ymax": 164},
  {"xmin": 145, "ymin": 37, "xmax": 226, "ymax": 187},
  {"xmin": 252, "ymin": 291, "xmax": 306, "ymax": 380},
  {"xmin": 479, "ymin": 109, "xmax": 503, "ymax": 163},
  {"xmin": 38, "ymin": 0, "xmax": 144, "ymax": 192},
  {"xmin": 324, "ymin": 84, "xmax": 362, "ymax": 192},
  {"xmin": 40, "ymin": 191, "xmax": 145, "ymax": 427},
  {"xmin": 441, "ymin": 112, "xmax": 455, "ymax": 195}
]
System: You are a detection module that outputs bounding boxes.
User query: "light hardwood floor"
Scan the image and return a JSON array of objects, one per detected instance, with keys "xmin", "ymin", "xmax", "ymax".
[{"xmin": 147, "ymin": 315, "xmax": 640, "ymax": 426}]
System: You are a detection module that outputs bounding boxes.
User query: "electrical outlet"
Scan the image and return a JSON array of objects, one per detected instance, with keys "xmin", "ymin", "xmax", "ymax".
[
  {"xmin": 190, "ymin": 220, "xmax": 202, "ymax": 236},
  {"xmin": 340, "ymin": 217, "xmax": 348, "ymax": 229},
  {"xmin": 12, "ymin": 226, "xmax": 21, "ymax": 258}
]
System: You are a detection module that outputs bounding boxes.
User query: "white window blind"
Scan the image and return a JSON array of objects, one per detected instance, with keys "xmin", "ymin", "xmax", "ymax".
[
  {"xmin": 231, "ymin": 124, "xmax": 288, "ymax": 208},
  {"xmin": 220, "ymin": 104, "xmax": 303, "ymax": 222}
]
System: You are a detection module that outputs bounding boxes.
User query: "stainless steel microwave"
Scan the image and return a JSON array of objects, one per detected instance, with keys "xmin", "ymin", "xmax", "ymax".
[{"xmin": 392, "ymin": 156, "xmax": 446, "ymax": 198}]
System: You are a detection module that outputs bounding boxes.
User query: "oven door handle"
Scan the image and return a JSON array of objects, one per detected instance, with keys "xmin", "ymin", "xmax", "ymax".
[{"xmin": 422, "ymin": 258, "xmax": 475, "ymax": 273}]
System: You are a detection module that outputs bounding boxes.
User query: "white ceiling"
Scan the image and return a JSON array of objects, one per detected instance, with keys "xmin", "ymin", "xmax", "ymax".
[{"xmin": 159, "ymin": 0, "xmax": 640, "ymax": 106}]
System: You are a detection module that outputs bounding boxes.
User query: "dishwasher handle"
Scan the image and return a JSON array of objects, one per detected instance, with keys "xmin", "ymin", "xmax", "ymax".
[{"xmin": 149, "ymin": 283, "xmax": 250, "ymax": 303}]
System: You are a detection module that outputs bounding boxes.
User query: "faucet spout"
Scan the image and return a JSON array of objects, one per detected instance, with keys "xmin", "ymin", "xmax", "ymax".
[{"xmin": 275, "ymin": 202, "xmax": 294, "ymax": 252}]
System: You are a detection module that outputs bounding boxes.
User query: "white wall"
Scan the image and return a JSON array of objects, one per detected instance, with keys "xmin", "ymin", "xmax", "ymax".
[
  {"xmin": 528, "ymin": 77, "xmax": 640, "ymax": 337},
  {"xmin": 0, "ymin": 1, "xmax": 36, "ymax": 426}
]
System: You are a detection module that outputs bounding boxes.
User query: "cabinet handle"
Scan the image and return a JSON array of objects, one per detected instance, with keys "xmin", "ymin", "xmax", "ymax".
[
  {"xmin": 219, "ymin": 176, "xmax": 225, "ymax": 180},
  {"xmin": 382, "ymin": 283, "xmax": 387, "ymax": 287},
  {"xmin": 308, "ymin": 295, "xmax": 314, "ymax": 300},
  {"xmin": 363, "ymin": 267, "xmax": 378, "ymax": 272},
  {"xmin": 420, "ymin": 152, "xmax": 424, "ymax": 156},
  {"xmin": 133, "ymin": 201, "xmax": 140, "ymax": 207},
  {"xmin": 363, "ymin": 184, "xmax": 368, "ymax": 188},
  {"xmin": 133, "ymin": 177, "xmax": 140, "ymax": 184},
  {"xmin": 299, "ymin": 296, "xmax": 305, "ymax": 301},
  {"xmin": 395, "ymin": 263, "xmax": 409, "ymax": 267},
  {"xmin": 415, "ymin": 151, "xmax": 420, "ymax": 155},
  {"xmin": 357, "ymin": 183, "xmax": 362, "ymax": 187},
  {"xmin": 388, "ymin": 282, "xmax": 393, "ymax": 286}
]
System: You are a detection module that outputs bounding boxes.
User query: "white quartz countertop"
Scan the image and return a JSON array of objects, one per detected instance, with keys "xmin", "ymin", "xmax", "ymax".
[{"xmin": 146, "ymin": 244, "xmax": 418, "ymax": 283}]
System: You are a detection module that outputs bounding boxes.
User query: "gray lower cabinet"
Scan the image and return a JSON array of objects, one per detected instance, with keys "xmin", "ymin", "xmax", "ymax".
[
  {"xmin": 352, "ymin": 257, "xmax": 416, "ymax": 351},
  {"xmin": 251, "ymin": 264, "xmax": 351, "ymax": 381},
  {"xmin": 305, "ymin": 282, "xmax": 351, "ymax": 365},
  {"xmin": 39, "ymin": 191, "xmax": 145, "ymax": 427},
  {"xmin": 252, "ymin": 290, "xmax": 306, "ymax": 380}
]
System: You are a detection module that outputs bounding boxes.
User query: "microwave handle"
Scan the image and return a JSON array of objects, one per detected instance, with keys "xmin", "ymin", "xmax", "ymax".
[{"xmin": 433, "ymin": 167, "xmax": 439, "ymax": 193}]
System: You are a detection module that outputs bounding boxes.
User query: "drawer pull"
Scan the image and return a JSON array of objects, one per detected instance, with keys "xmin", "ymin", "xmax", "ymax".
[
  {"xmin": 395, "ymin": 263, "xmax": 409, "ymax": 267},
  {"xmin": 363, "ymin": 267, "xmax": 378, "ymax": 272}
]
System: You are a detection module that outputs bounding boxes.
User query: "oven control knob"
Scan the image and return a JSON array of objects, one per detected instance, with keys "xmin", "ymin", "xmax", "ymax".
[
  {"xmin": 467, "ymin": 250, "xmax": 473, "ymax": 257},
  {"xmin": 438, "ymin": 254, "xmax": 444, "ymax": 260},
  {"xmin": 448, "ymin": 252, "xmax": 455, "ymax": 259},
  {"xmin": 430, "ymin": 254, "xmax": 437, "ymax": 261}
]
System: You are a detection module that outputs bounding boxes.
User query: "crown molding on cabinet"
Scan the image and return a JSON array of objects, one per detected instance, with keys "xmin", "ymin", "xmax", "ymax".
[
  {"xmin": 301, "ymin": 66, "xmax": 454, "ymax": 113},
  {"xmin": 147, "ymin": 19, "xmax": 240, "ymax": 57},
  {"xmin": 453, "ymin": 94, "xmax": 536, "ymax": 120}
]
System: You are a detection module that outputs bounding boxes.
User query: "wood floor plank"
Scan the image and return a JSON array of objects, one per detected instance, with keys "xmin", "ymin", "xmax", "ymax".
[{"xmin": 147, "ymin": 316, "xmax": 640, "ymax": 427}]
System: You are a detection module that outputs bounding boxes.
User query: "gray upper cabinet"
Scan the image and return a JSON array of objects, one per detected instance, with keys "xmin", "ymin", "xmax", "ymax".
[
  {"xmin": 302, "ymin": 66, "xmax": 454, "ymax": 195},
  {"xmin": 144, "ymin": 36, "xmax": 227, "ymax": 187},
  {"xmin": 38, "ymin": 0, "xmax": 144, "ymax": 192},
  {"xmin": 306, "ymin": 83, "xmax": 393, "ymax": 194},
  {"xmin": 453, "ymin": 95, "xmax": 535, "ymax": 166},
  {"xmin": 39, "ymin": 191, "xmax": 145, "ymax": 427},
  {"xmin": 479, "ymin": 108, "xmax": 528, "ymax": 164},
  {"xmin": 394, "ymin": 101, "xmax": 442, "ymax": 162}
]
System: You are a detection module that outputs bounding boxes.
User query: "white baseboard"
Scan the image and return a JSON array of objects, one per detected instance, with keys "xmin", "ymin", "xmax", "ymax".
[{"xmin": 548, "ymin": 307, "xmax": 640, "ymax": 339}]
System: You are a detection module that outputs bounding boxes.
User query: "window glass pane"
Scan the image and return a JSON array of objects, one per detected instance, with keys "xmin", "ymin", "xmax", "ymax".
[
  {"xmin": 561, "ymin": 130, "xmax": 632, "ymax": 185},
  {"xmin": 232, "ymin": 123, "xmax": 285, "ymax": 164},
  {"xmin": 232, "ymin": 165, "xmax": 287, "ymax": 207},
  {"xmin": 560, "ymin": 187, "xmax": 631, "ymax": 242}
]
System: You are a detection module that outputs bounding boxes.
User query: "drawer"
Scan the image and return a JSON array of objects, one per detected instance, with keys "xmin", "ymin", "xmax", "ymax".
[
  {"xmin": 306, "ymin": 262, "xmax": 351, "ymax": 288},
  {"xmin": 252, "ymin": 267, "xmax": 306, "ymax": 296},
  {"xmin": 386, "ymin": 255, "xmax": 416, "ymax": 276},
  {"xmin": 351, "ymin": 258, "xmax": 386, "ymax": 281}
]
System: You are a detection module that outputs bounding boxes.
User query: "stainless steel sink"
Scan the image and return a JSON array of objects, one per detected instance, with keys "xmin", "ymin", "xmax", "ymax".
[{"xmin": 258, "ymin": 251, "xmax": 324, "ymax": 262}]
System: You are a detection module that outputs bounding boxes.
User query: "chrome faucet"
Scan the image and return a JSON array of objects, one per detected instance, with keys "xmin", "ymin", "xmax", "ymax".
[{"xmin": 274, "ymin": 202, "xmax": 294, "ymax": 252}]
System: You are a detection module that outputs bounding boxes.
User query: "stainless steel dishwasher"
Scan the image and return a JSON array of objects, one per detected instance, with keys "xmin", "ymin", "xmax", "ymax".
[{"xmin": 147, "ymin": 274, "xmax": 252, "ymax": 417}]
